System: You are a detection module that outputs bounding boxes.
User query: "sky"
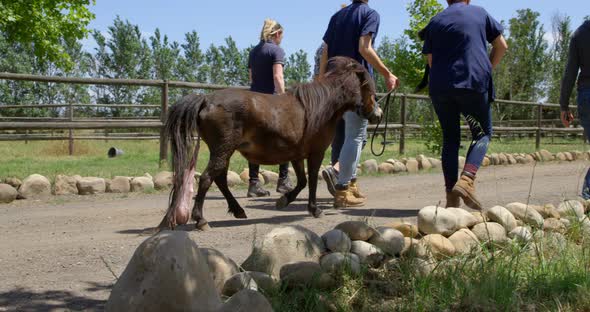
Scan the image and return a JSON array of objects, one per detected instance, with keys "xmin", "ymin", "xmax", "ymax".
[{"xmin": 83, "ymin": 1, "xmax": 589, "ymax": 65}]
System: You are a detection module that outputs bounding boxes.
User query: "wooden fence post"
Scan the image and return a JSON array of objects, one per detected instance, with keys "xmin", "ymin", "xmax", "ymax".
[
  {"xmin": 535, "ymin": 102, "xmax": 542, "ymax": 150},
  {"xmin": 159, "ymin": 80, "xmax": 169, "ymax": 167},
  {"xmin": 68, "ymin": 101, "xmax": 74, "ymax": 155},
  {"xmin": 399, "ymin": 94, "xmax": 407, "ymax": 155}
]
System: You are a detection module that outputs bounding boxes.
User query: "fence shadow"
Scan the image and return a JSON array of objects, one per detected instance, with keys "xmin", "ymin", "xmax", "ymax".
[{"xmin": 0, "ymin": 283, "xmax": 110, "ymax": 312}]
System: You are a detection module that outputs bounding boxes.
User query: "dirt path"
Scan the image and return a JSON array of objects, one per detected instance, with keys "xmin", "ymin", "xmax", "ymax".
[{"xmin": 1, "ymin": 161, "xmax": 588, "ymax": 311}]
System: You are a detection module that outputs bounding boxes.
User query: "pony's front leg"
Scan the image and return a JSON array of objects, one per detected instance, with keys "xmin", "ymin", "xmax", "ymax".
[
  {"xmin": 276, "ymin": 159, "xmax": 307, "ymax": 210},
  {"xmin": 306, "ymin": 152, "xmax": 324, "ymax": 218}
]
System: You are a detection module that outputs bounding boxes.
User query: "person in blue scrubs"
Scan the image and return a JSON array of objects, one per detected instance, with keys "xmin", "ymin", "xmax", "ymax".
[{"xmin": 422, "ymin": 0, "xmax": 508, "ymax": 209}]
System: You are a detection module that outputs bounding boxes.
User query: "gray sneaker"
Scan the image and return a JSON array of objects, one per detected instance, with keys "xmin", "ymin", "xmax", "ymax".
[
  {"xmin": 247, "ymin": 181, "xmax": 270, "ymax": 198},
  {"xmin": 321, "ymin": 166, "xmax": 338, "ymax": 196},
  {"xmin": 276, "ymin": 177, "xmax": 294, "ymax": 194}
]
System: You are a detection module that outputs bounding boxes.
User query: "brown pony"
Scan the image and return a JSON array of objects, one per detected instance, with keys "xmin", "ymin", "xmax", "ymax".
[{"xmin": 158, "ymin": 56, "xmax": 381, "ymax": 230}]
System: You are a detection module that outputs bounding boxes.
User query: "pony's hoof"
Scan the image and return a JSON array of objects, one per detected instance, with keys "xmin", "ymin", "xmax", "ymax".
[
  {"xmin": 195, "ymin": 219, "xmax": 211, "ymax": 231},
  {"xmin": 309, "ymin": 208, "xmax": 323, "ymax": 218},
  {"xmin": 233, "ymin": 210, "xmax": 248, "ymax": 219},
  {"xmin": 276, "ymin": 196, "xmax": 289, "ymax": 210}
]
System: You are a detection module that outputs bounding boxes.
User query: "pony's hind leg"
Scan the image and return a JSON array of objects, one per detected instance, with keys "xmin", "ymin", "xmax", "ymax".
[
  {"xmin": 276, "ymin": 159, "xmax": 307, "ymax": 210},
  {"xmin": 215, "ymin": 169, "xmax": 247, "ymax": 219},
  {"xmin": 192, "ymin": 153, "xmax": 229, "ymax": 230}
]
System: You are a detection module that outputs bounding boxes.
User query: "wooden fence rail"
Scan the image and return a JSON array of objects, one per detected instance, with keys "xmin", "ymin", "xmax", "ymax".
[{"xmin": 0, "ymin": 72, "xmax": 583, "ymax": 164}]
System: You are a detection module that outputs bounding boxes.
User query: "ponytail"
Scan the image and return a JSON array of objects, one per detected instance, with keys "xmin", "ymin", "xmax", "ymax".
[{"xmin": 260, "ymin": 19, "xmax": 283, "ymax": 41}]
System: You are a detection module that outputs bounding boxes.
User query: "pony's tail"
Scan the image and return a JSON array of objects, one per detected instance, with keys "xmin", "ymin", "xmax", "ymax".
[{"xmin": 157, "ymin": 94, "xmax": 206, "ymax": 230}]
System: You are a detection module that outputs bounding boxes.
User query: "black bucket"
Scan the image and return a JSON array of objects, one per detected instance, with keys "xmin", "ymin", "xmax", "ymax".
[{"xmin": 108, "ymin": 147, "xmax": 124, "ymax": 158}]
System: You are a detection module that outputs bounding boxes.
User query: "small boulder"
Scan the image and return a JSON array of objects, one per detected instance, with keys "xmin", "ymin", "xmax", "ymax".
[
  {"xmin": 539, "ymin": 149, "xmax": 553, "ymax": 161},
  {"xmin": 389, "ymin": 222, "xmax": 419, "ymax": 238},
  {"xmin": 416, "ymin": 155, "xmax": 432, "ymax": 170},
  {"xmin": 392, "ymin": 161, "xmax": 407, "ymax": 173},
  {"xmin": 417, "ymin": 206, "xmax": 458, "ymax": 237},
  {"xmin": 484, "ymin": 206, "xmax": 517, "ymax": 232},
  {"xmin": 130, "ymin": 176, "xmax": 154, "ymax": 192},
  {"xmin": 54, "ymin": 175, "xmax": 80, "ymax": 195},
  {"xmin": 239, "ymin": 169, "xmax": 263, "ymax": 184},
  {"xmin": 320, "ymin": 252, "xmax": 361, "ymax": 275},
  {"xmin": 420, "ymin": 234, "xmax": 456, "ymax": 260},
  {"xmin": 525, "ymin": 154, "xmax": 535, "ymax": 163},
  {"xmin": 490, "ymin": 153, "xmax": 500, "ymax": 165},
  {"xmin": 241, "ymin": 225, "xmax": 325, "ymax": 278},
  {"xmin": 401, "ymin": 238, "xmax": 429, "ymax": 259},
  {"xmin": 77, "ymin": 177, "xmax": 106, "ymax": 195},
  {"xmin": 498, "ymin": 153, "xmax": 508, "ymax": 165},
  {"xmin": 471, "ymin": 222, "xmax": 508, "ymax": 245},
  {"xmin": 322, "ymin": 229, "xmax": 352, "ymax": 253},
  {"xmin": 508, "ymin": 226, "xmax": 532, "ymax": 243},
  {"xmin": 556, "ymin": 152, "xmax": 567, "ymax": 161},
  {"xmin": 405, "ymin": 159, "xmax": 419, "ymax": 173},
  {"xmin": 482, "ymin": 157, "xmax": 491, "ymax": 167},
  {"xmin": 507, "ymin": 154, "xmax": 517, "ymax": 165},
  {"xmin": 19, "ymin": 174, "xmax": 51, "ymax": 199},
  {"xmin": 543, "ymin": 218, "xmax": 566, "ymax": 234},
  {"xmin": 154, "ymin": 171, "xmax": 173, "ymax": 190},
  {"xmin": 471, "ymin": 211, "xmax": 487, "ymax": 224},
  {"xmin": 564, "ymin": 152, "xmax": 574, "ymax": 161},
  {"xmin": 448, "ymin": 229, "xmax": 480, "ymax": 254},
  {"xmin": 368, "ymin": 227, "xmax": 405, "ymax": 257},
  {"xmin": 334, "ymin": 221, "xmax": 376, "ymax": 241},
  {"xmin": 108, "ymin": 176, "xmax": 131, "ymax": 193},
  {"xmin": 226, "ymin": 171, "xmax": 242, "ymax": 187},
  {"xmin": 279, "ymin": 261, "xmax": 334, "ymax": 289},
  {"xmin": 505, "ymin": 202, "xmax": 544, "ymax": 228},
  {"xmin": 378, "ymin": 162, "xmax": 395, "ymax": 174},
  {"xmin": 260, "ymin": 170, "xmax": 279, "ymax": 185},
  {"xmin": 532, "ymin": 204, "xmax": 560, "ymax": 219},
  {"xmin": 3, "ymin": 177, "xmax": 22, "ymax": 189},
  {"xmin": 222, "ymin": 272, "xmax": 277, "ymax": 297},
  {"xmin": 200, "ymin": 248, "xmax": 239, "ymax": 295},
  {"xmin": 361, "ymin": 159, "xmax": 379, "ymax": 174},
  {"xmin": 447, "ymin": 208, "xmax": 479, "ymax": 229},
  {"xmin": 0, "ymin": 184, "xmax": 18, "ymax": 204},
  {"xmin": 556, "ymin": 200, "xmax": 585, "ymax": 219},
  {"xmin": 428, "ymin": 158, "xmax": 442, "ymax": 169},
  {"xmin": 350, "ymin": 241, "xmax": 386, "ymax": 268}
]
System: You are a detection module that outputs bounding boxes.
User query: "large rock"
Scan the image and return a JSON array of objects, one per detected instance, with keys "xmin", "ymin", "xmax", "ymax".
[
  {"xmin": 564, "ymin": 152, "xmax": 574, "ymax": 161},
  {"xmin": 471, "ymin": 222, "xmax": 508, "ymax": 245},
  {"xmin": 448, "ymin": 229, "xmax": 480, "ymax": 254},
  {"xmin": 556, "ymin": 200, "xmax": 585, "ymax": 219},
  {"xmin": 108, "ymin": 176, "xmax": 131, "ymax": 193},
  {"xmin": 54, "ymin": 175, "xmax": 80, "ymax": 195},
  {"xmin": 378, "ymin": 162, "xmax": 395, "ymax": 174},
  {"xmin": 507, "ymin": 154, "xmax": 517, "ymax": 165},
  {"xmin": 405, "ymin": 159, "xmax": 419, "ymax": 173},
  {"xmin": 420, "ymin": 234, "xmax": 456, "ymax": 260},
  {"xmin": 401, "ymin": 238, "xmax": 429, "ymax": 259},
  {"xmin": 556, "ymin": 152, "xmax": 567, "ymax": 161},
  {"xmin": 389, "ymin": 222, "xmax": 419, "ymax": 238},
  {"xmin": 482, "ymin": 156, "xmax": 491, "ymax": 167},
  {"xmin": 130, "ymin": 176, "xmax": 155, "ymax": 192},
  {"xmin": 239, "ymin": 169, "xmax": 263, "ymax": 184},
  {"xmin": 106, "ymin": 231, "xmax": 273, "ymax": 312},
  {"xmin": 447, "ymin": 208, "xmax": 479, "ymax": 229},
  {"xmin": 361, "ymin": 159, "xmax": 379, "ymax": 174},
  {"xmin": 539, "ymin": 149, "xmax": 553, "ymax": 161},
  {"xmin": 490, "ymin": 153, "xmax": 500, "ymax": 165},
  {"xmin": 320, "ymin": 252, "xmax": 361, "ymax": 275},
  {"xmin": 222, "ymin": 272, "xmax": 277, "ymax": 297},
  {"xmin": 533, "ymin": 204, "xmax": 560, "ymax": 219},
  {"xmin": 392, "ymin": 161, "xmax": 407, "ymax": 173},
  {"xmin": 416, "ymin": 155, "xmax": 432, "ymax": 170},
  {"xmin": 508, "ymin": 226, "xmax": 532, "ymax": 243},
  {"xmin": 417, "ymin": 206, "xmax": 458, "ymax": 237},
  {"xmin": 428, "ymin": 158, "xmax": 442, "ymax": 169},
  {"xmin": 334, "ymin": 221, "xmax": 376, "ymax": 241},
  {"xmin": 200, "ymin": 248, "xmax": 239, "ymax": 295},
  {"xmin": 3, "ymin": 177, "xmax": 22, "ymax": 189},
  {"xmin": 368, "ymin": 227, "xmax": 405, "ymax": 257},
  {"xmin": 154, "ymin": 171, "xmax": 173, "ymax": 190},
  {"xmin": 241, "ymin": 225, "xmax": 325, "ymax": 278},
  {"xmin": 484, "ymin": 206, "xmax": 517, "ymax": 232},
  {"xmin": 498, "ymin": 153, "xmax": 508, "ymax": 165},
  {"xmin": 350, "ymin": 241, "xmax": 386, "ymax": 268},
  {"xmin": 322, "ymin": 229, "xmax": 351, "ymax": 253},
  {"xmin": 0, "ymin": 184, "xmax": 18, "ymax": 203},
  {"xmin": 77, "ymin": 177, "xmax": 106, "ymax": 195},
  {"xmin": 543, "ymin": 218, "xmax": 566, "ymax": 234},
  {"xmin": 260, "ymin": 170, "xmax": 279, "ymax": 185},
  {"xmin": 505, "ymin": 203, "xmax": 544, "ymax": 228},
  {"xmin": 279, "ymin": 261, "xmax": 334, "ymax": 289},
  {"xmin": 19, "ymin": 174, "xmax": 51, "ymax": 199},
  {"xmin": 222, "ymin": 171, "xmax": 241, "ymax": 187}
]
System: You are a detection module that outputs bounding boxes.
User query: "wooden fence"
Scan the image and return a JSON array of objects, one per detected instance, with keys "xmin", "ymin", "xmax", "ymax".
[{"xmin": 0, "ymin": 72, "xmax": 583, "ymax": 166}]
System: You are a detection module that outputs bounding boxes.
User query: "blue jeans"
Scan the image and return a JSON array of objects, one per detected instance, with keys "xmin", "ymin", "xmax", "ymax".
[
  {"xmin": 337, "ymin": 111, "xmax": 368, "ymax": 185},
  {"xmin": 577, "ymin": 88, "xmax": 590, "ymax": 199},
  {"xmin": 431, "ymin": 89, "xmax": 493, "ymax": 192},
  {"xmin": 331, "ymin": 119, "xmax": 368, "ymax": 166}
]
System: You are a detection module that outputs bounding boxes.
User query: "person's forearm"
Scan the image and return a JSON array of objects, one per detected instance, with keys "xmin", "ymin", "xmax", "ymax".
[
  {"xmin": 489, "ymin": 36, "xmax": 508, "ymax": 70},
  {"xmin": 360, "ymin": 46, "xmax": 391, "ymax": 78},
  {"xmin": 319, "ymin": 46, "xmax": 329, "ymax": 77},
  {"xmin": 274, "ymin": 76, "xmax": 285, "ymax": 94}
]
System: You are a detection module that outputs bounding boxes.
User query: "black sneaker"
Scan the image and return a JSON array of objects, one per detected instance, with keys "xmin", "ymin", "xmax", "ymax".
[
  {"xmin": 321, "ymin": 166, "xmax": 338, "ymax": 196},
  {"xmin": 247, "ymin": 181, "xmax": 270, "ymax": 198},
  {"xmin": 276, "ymin": 177, "xmax": 294, "ymax": 194}
]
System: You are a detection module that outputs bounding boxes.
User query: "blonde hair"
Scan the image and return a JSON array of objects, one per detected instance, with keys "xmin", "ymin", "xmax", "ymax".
[{"xmin": 260, "ymin": 19, "xmax": 283, "ymax": 41}]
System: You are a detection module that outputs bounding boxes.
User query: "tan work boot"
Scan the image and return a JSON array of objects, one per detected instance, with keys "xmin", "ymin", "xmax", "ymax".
[
  {"xmin": 349, "ymin": 179, "xmax": 366, "ymax": 199},
  {"xmin": 452, "ymin": 175, "xmax": 482, "ymax": 210},
  {"xmin": 445, "ymin": 191, "xmax": 461, "ymax": 208},
  {"xmin": 334, "ymin": 186, "xmax": 365, "ymax": 208}
]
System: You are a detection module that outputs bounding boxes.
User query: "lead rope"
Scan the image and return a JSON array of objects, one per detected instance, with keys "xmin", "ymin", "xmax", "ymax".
[{"xmin": 370, "ymin": 89, "xmax": 397, "ymax": 157}]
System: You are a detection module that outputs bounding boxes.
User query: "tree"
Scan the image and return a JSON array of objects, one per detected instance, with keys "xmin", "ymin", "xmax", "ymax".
[
  {"xmin": 284, "ymin": 50, "xmax": 311, "ymax": 86},
  {"xmin": 219, "ymin": 37, "xmax": 249, "ymax": 86},
  {"xmin": 176, "ymin": 31, "xmax": 207, "ymax": 84},
  {"xmin": 0, "ymin": 0, "xmax": 95, "ymax": 69},
  {"xmin": 547, "ymin": 13, "xmax": 573, "ymax": 105}
]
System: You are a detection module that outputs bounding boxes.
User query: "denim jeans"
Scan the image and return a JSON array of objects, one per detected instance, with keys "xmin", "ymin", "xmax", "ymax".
[
  {"xmin": 331, "ymin": 120, "xmax": 368, "ymax": 166},
  {"xmin": 577, "ymin": 88, "xmax": 590, "ymax": 199},
  {"xmin": 337, "ymin": 111, "xmax": 368, "ymax": 185},
  {"xmin": 431, "ymin": 89, "xmax": 493, "ymax": 192}
]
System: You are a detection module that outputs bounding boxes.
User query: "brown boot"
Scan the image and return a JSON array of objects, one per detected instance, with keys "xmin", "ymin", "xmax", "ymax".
[
  {"xmin": 349, "ymin": 179, "xmax": 366, "ymax": 199},
  {"xmin": 334, "ymin": 186, "xmax": 365, "ymax": 208},
  {"xmin": 452, "ymin": 175, "xmax": 482, "ymax": 210},
  {"xmin": 446, "ymin": 191, "xmax": 461, "ymax": 208}
]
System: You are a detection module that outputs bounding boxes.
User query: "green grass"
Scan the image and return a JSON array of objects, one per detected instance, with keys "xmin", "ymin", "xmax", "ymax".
[
  {"xmin": 0, "ymin": 136, "xmax": 587, "ymax": 181},
  {"xmin": 267, "ymin": 223, "xmax": 590, "ymax": 312}
]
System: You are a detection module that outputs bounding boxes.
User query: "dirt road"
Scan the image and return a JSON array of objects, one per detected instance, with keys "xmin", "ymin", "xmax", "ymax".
[{"xmin": 0, "ymin": 161, "xmax": 588, "ymax": 311}]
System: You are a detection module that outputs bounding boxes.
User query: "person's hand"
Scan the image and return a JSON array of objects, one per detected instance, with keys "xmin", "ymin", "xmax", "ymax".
[
  {"xmin": 385, "ymin": 73, "xmax": 400, "ymax": 91},
  {"xmin": 561, "ymin": 110, "xmax": 574, "ymax": 127}
]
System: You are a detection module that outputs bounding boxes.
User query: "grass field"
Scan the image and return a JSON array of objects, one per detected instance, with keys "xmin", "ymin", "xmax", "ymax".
[{"xmin": 0, "ymin": 136, "xmax": 588, "ymax": 181}]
